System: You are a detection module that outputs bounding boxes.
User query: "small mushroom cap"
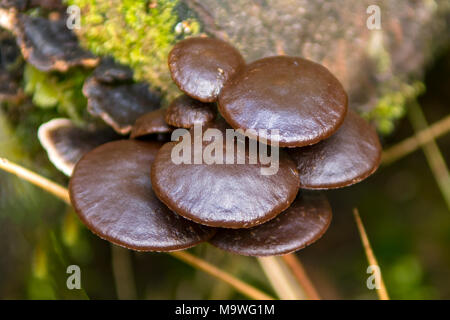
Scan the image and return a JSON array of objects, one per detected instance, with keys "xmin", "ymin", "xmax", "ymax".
[
  {"xmin": 218, "ymin": 56, "xmax": 348, "ymax": 147},
  {"xmin": 91, "ymin": 57, "xmax": 133, "ymax": 84},
  {"xmin": 38, "ymin": 118, "xmax": 119, "ymax": 176},
  {"xmin": 288, "ymin": 110, "xmax": 382, "ymax": 189},
  {"xmin": 69, "ymin": 140, "xmax": 215, "ymax": 251},
  {"xmin": 151, "ymin": 128, "xmax": 300, "ymax": 228},
  {"xmin": 209, "ymin": 191, "xmax": 332, "ymax": 256},
  {"xmin": 168, "ymin": 37, "xmax": 245, "ymax": 102},
  {"xmin": 130, "ymin": 108, "xmax": 174, "ymax": 139},
  {"xmin": 83, "ymin": 77, "xmax": 161, "ymax": 135},
  {"xmin": 14, "ymin": 14, "xmax": 98, "ymax": 72},
  {"xmin": 165, "ymin": 94, "xmax": 216, "ymax": 129}
]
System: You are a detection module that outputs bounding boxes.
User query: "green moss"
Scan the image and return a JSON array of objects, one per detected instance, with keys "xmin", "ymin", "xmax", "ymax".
[
  {"xmin": 364, "ymin": 82, "xmax": 425, "ymax": 135},
  {"xmin": 67, "ymin": 0, "xmax": 201, "ymax": 101},
  {"xmin": 23, "ymin": 64, "xmax": 89, "ymax": 124},
  {"xmin": 364, "ymin": 30, "xmax": 426, "ymax": 135}
]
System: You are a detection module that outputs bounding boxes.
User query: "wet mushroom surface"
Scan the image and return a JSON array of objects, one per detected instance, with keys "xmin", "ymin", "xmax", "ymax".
[
  {"xmin": 288, "ymin": 110, "xmax": 382, "ymax": 189},
  {"xmin": 168, "ymin": 37, "xmax": 245, "ymax": 102},
  {"xmin": 165, "ymin": 94, "xmax": 217, "ymax": 129},
  {"xmin": 83, "ymin": 77, "xmax": 161, "ymax": 135},
  {"xmin": 218, "ymin": 56, "xmax": 348, "ymax": 147},
  {"xmin": 13, "ymin": 14, "xmax": 98, "ymax": 72},
  {"xmin": 130, "ymin": 108, "xmax": 174, "ymax": 139},
  {"xmin": 55, "ymin": 36, "xmax": 380, "ymax": 256},
  {"xmin": 151, "ymin": 127, "xmax": 300, "ymax": 228},
  {"xmin": 69, "ymin": 140, "xmax": 216, "ymax": 251},
  {"xmin": 209, "ymin": 191, "xmax": 332, "ymax": 256},
  {"xmin": 38, "ymin": 118, "xmax": 120, "ymax": 176}
]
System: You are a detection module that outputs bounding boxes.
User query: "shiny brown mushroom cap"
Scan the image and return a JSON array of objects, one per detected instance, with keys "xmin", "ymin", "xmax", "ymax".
[
  {"xmin": 288, "ymin": 110, "xmax": 382, "ymax": 189},
  {"xmin": 69, "ymin": 140, "xmax": 215, "ymax": 251},
  {"xmin": 209, "ymin": 191, "xmax": 332, "ymax": 256},
  {"xmin": 151, "ymin": 127, "xmax": 300, "ymax": 228},
  {"xmin": 165, "ymin": 95, "xmax": 216, "ymax": 129},
  {"xmin": 168, "ymin": 37, "xmax": 245, "ymax": 102},
  {"xmin": 130, "ymin": 108, "xmax": 174, "ymax": 139},
  {"xmin": 218, "ymin": 56, "xmax": 348, "ymax": 147}
]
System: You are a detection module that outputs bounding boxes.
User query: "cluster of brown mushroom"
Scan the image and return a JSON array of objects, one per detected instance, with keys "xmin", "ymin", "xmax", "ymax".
[{"xmin": 43, "ymin": 37, "xmax": 382, "ymax": 256}]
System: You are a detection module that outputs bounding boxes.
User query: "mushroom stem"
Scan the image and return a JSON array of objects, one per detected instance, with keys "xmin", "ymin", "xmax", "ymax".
[
  {"xmin": 353, "ymin": 208, "xmax": 390, "ymax": 300},
  {"xmin": 0, "ymin": 157, "xmax": 274, "ymax": 300},
  {"xmin": 111, "ymin": 245, "xmax": 137, "ymax": 300},
  {"xmin": 281, "ymin": 254, "xmax": 321, "ymax": 300}
]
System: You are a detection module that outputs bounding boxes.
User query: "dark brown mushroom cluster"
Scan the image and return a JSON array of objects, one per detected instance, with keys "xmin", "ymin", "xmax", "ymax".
[{"xmin": 65, "ymin": 37, "xmax": 382, "ymax": 256}]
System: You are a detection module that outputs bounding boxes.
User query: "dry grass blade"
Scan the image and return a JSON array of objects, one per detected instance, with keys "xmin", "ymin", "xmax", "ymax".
[
  {"xmin": 172, "ymin": 251, "xmax": 274, "ymax": 300},
  {"xmin": 382, "ymin": 114, "xmax": 450, "ymax": 165},
  {"xmin": 407, "ymin": 102, "xmax": 450, "ymax": 210},
  {"xmin": 281, "ymin": 254, "xmax": 320, "ymax": 300},
  {"xmin": 0, "ymin": 157, "xmax": 71, "ymax": 204},
  {"xmin": 353, "ymin": 208, "xmax": 389, "ymax": 300},
  {"xmin": 257, "ymin": 256, "xmax": 306, "ymax": 300},
  {"xmin": 0, "ymin": 157, "xmax": 274, "ymax": 300}
]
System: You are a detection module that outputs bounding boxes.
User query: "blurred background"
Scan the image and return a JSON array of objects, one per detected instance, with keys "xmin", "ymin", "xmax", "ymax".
[{"xmin": 0, "ymin": 0, "xmax": 449, "ymax": 299}]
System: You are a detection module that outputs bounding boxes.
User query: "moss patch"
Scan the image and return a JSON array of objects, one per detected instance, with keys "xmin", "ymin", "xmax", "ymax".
[
  {"xmin": 23, "ymin": 64, "xmax": 89, "ymax": 124},
  {"xmin": 67, "ymin": 0, "xmax": 201, "ymax": 102},
  {"xmin": 364, "ymin": 82, "xmax": 425, "ymax": 135}
]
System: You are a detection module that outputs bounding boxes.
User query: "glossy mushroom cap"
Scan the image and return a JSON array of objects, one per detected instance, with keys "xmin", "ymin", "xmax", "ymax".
[
  {"xmin": 210, "ymin": 191, "xmax": 332, "ymax": 256},
  {"xmin": 219, "ymin": 56, "xmax": 348, "ymax": 147},
  {"xmin": 130, "ymin": 108, "xmax": 174, "ymax": 139},
  {"xmin": 38, "ymin": 118, "xmax": 119, "ymax": 176},
  {"xmin": 288, "ymin": 110, "xmax": 382, "ymax": 189},
  {"xmin": 168, "ymin": 37, "xmax": 245, "ymax": 102},
  {"xmin": 151, "ymin": 127, "xmax": 300, "ymax": 228},
  {"xmin": 83, "ymin": 77, "xmax": 161, "ymax": 135},
  {"xmin": 69, "ymin": 140, "xmax": 215, "ymax": 251},
  {"xmin": 13, "ymin": 14, "xmax": 98, "ymax": 72},
  {"xmin": 165, "ymin": 95, "xmax": 216, "ymax": 129}
]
